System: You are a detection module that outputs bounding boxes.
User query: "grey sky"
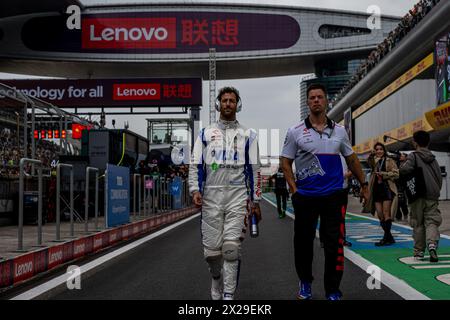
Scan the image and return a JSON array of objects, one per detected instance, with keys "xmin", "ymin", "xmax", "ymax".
[{"xmin": 0, "ymin": 0, "xmax": 418, "ymax": 158}]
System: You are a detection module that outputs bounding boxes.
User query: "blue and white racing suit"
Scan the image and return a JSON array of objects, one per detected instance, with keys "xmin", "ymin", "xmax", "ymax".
[{"xmin": 189, "ymin": 119, "xmax": 261, "ymax": 297}]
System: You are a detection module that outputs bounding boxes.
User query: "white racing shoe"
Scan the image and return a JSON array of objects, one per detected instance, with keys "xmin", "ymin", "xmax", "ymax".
[
  {"xmin": 223, "ymin": 293, "xmax": 234, "ymax": 300},
  {"xmin": 211, "ymin": 275, "xmax": 223, "ymax": 300}
]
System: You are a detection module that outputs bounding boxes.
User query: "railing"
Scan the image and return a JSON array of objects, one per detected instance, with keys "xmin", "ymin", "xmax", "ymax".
[
  {"xmin": 12, "ymin": 158, "xmax": 193, "ymax": 251},
  {"xmin": 17, "ymin": 158, "xmax": 43, "ymax": 251}
]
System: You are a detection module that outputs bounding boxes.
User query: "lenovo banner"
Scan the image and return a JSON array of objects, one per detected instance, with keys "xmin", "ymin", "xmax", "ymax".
[
  {"xmin": 0, "ymin": 78, "xmax": 202, "ymax": 107},
  {"xmin": 22, "ymin": 12, "xmax": 300, "ymax": 54}
]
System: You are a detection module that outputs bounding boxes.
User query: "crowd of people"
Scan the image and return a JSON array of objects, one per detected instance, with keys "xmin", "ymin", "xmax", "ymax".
[
  {"xmin": 137, "ymin": 161, "xmax": 189, "ymax": 181},
  {"xmin": 0, "ymin": 126, "xmax": 60, "ymax": 178},
  {"xmin": 331, "ymin": 0, "xmax": 441, "ymax": 106}
]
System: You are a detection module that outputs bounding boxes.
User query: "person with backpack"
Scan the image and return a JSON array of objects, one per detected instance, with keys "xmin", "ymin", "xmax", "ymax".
[{"xmin": 399, "ymin": 131, "xmax": 442, "ymax": 262}]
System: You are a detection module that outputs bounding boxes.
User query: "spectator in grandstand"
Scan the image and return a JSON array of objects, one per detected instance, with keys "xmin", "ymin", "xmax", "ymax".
[
  {"xmin": 331, "ymin": 0, "xmax": 441, "ymax": 106},
  {"xmin": 366, "ymin": 142, "xmax": 399, "ymax": 246}
]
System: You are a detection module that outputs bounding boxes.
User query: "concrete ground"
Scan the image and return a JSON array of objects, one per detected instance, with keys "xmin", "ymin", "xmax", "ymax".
[{"xmin": 0, "ymin": 212, "xmax": 161, "ymax": 261}]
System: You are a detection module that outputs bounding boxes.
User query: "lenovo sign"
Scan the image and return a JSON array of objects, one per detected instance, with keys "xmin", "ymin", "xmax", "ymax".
[
  {"xmin": 113, "ymin": 83, "xmax": 161, "ymax": 100},
  {"xmin": 22, "ymin": 12, "xmax": 300, "ymax": 54},
  {"xmin": 0, "ymin": 78, "xmax": 202, "ymax": 107},
  {"xmin": 82, "ymin": 18, "xmax": 176, "ymax": 49}
]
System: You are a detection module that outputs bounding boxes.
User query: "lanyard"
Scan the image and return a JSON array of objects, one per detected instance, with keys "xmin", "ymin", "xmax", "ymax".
[{"xmin": 376, "ymin": 158, "xmax": 385, "ymax": 173}]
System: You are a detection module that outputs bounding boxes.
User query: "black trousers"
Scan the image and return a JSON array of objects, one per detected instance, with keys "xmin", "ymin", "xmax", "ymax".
[
  {"xmin": 275, "ymin": 189, "xmax": 288, "ymax": 215},
  {"xmin": 292, "ymin": 191, "xmax": 346, "ymax": 296}
]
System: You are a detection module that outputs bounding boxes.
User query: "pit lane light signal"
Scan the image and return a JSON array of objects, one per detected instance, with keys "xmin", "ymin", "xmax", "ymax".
[
  {"xmin": 72, "ymin": 124, "xmax": 83, "ymax": 139},
  {"xmin": 32, "ymin": 126, "xmax": 86, "ymax": 139}
]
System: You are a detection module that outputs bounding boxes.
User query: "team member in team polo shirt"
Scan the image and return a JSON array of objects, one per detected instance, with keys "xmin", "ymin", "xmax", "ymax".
[{"xmin": 280, "ymin": 83, "xmax": 369, "ymax": 301}]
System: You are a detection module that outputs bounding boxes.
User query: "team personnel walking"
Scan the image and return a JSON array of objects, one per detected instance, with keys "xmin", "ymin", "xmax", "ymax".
[
  {"xmin": 272, "ymin": 167, "xmax": 288, "ymax": 218},
  {"xmin": 280, "ymin": 83, "xmax": 369, "ymax": 300},
  {"xmin": 189, "ymin": 86, "xmax": 262, "ymax": 300},
  {"xmin": 399, "ymin": 130, "xmax": 442, "ymax": 262}
]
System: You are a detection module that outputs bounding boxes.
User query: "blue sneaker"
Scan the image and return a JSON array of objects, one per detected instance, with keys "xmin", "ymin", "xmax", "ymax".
[
  {"xmin": 296, "ymin": 281, "xmax": 312, "ymax": 300},
  {"xmin": 326, "ymin": 292, "xmax": 342, "ymax": 300}
]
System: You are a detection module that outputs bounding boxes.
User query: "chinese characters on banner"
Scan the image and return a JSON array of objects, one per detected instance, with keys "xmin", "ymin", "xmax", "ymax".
[
  {"xmin": 163, "ymin": 84, "xmax": 193, "ymax": 99},
  {"xmin": 181, "ymin": 19, "xmax": 239, "ymax": 46}
]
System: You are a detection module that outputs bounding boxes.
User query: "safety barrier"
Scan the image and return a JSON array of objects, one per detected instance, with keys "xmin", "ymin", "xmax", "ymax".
[
  {"xmin": 12, "ymin": 158, "xmax": 193, "ymax": 253},
  {"xmin": 56, "ymin": 163, "xmax": 73, "ymax": 241},
  {"xmin": 133, "ymin": 173, "xmax": 141, "ymax": 217},
  {"xmin": 85, "ymin": 167, "xmax": 99, "ymax": 233},
  {"xmin": 18, "ymin": 158, "xmax": 43, "ymax": 252}
]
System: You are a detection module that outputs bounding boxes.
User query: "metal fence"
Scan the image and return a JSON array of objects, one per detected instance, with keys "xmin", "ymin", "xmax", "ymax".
[{"xmin": 12, "ymin": 158, "xmax": 192, "ymax": 252}]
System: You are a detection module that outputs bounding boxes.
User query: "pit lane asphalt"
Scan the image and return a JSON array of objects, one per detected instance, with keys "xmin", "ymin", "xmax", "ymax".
[{"xmin": 18, "ymin": 200, "xmax": 402, "ymax": 300}]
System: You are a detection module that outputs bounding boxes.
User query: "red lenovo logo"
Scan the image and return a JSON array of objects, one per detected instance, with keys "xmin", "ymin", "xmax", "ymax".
[
  {"xmin": 113, "ymin": 83, "xmax": 161, "ymax": 101},
  {"xmin": 82, "ymin": 18, "xmax": 176, "ymax": 49}
]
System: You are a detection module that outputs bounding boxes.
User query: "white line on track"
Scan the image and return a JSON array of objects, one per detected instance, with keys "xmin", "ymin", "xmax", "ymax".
[
  {"xmin": 11, "ymin": 213, "xmax": 201, "ymax": 300},
  {"xmin": 262, "ymin": 196, "xmax": 430, "ymax": 300}
]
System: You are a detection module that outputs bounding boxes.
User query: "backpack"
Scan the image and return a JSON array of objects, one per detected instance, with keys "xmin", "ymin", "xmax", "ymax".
[{"xmin": 402, "ymin": 153, "xmax": 426, "ymax": 203}]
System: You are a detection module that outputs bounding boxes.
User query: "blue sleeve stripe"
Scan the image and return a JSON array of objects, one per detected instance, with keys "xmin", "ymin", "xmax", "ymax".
[
  {"xmin": 197, "ymin": 129, "xmax": 207, "ymax": 192},
  {"xmin": 244, "ymin": 138, "xmax": 254, "ymax": 201}
]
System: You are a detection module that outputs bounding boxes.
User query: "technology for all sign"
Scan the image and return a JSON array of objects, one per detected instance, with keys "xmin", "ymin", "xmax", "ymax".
[{"xmin": 0, "ymin": 78, "xmax": 202, "ymax": 107}]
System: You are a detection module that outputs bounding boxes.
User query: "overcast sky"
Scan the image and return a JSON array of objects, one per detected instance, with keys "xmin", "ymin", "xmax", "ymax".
[{"xmin": 0, "ymin": 0, "xmax": 418, "ymax": 160}]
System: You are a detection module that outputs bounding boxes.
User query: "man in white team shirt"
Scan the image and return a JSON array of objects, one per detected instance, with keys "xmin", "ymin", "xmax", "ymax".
[{"xmin": 280, "ymin": 83, "xmax": 369, "ymax": 300}]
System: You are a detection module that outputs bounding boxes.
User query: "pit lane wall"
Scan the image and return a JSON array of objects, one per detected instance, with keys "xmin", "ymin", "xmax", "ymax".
[{"xmin": 0, "ymin": 206, "xmax": 199, "ymax": 292}]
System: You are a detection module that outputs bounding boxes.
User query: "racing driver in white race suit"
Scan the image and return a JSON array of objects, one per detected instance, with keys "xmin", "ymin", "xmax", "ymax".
[{"xmin": 189, "ymin": 86, "xmax": 262, "ymax": 300}]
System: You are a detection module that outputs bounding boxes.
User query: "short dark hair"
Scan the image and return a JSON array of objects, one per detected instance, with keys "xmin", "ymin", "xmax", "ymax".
[
  {"xmin": 307, "ymin": 83, "xmax": 327, "ymax": 98},
  {"xmin": 217, "ymin": 86, "xmax": 240, "ymax": 102},
  {"xmin": 413, "ymin": 130, "xmax": 430, "ymax": 147}
]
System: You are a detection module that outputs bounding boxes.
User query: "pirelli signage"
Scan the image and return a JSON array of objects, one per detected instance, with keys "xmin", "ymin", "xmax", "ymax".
[{"xmin": 0, "ymin": 78, "xmax": 202, "ymax": 107}]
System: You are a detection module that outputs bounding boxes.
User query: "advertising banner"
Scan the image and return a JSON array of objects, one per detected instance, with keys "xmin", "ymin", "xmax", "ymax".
[
  {"xmin": 353, "ymin": 53, "xmax": 434, "ymax": 119},
  {"xmin": 22, "ymin": 12, "xmax": 300, "ymax": 54},
  {"xmin": 435, "ymin": 31, "xmax": 450, "ymax": 106},
  {"xmin": 170, "ymin": 176, "xmax": 182, "ymax": 210},
  {"xmin": 105, "ymin": 164, "xmax": 130, "ymax": 228},
  {"xmin": 0, "ymin": 78, "xmax": 202, "ymax": 107},
  {"xmin": 425, "ymin": 101, "xmax": 450, "ymax": 130}
]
